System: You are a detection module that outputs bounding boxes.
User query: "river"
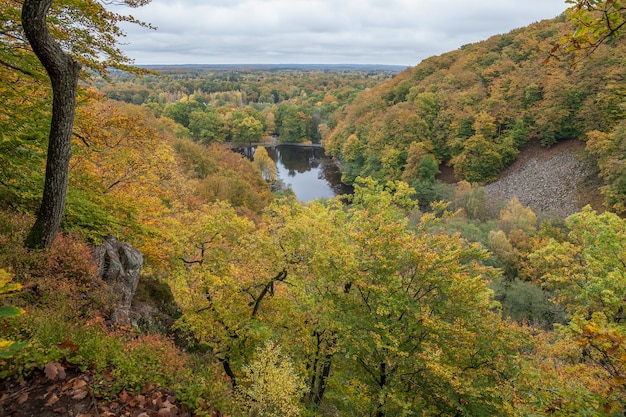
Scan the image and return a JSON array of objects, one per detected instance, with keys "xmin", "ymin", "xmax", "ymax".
[{"xmin": 237, "ymin": 145, "xmax": 353, "ymax": 202}]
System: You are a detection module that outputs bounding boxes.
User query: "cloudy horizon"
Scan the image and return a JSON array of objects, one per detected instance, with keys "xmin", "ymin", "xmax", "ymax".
[{"xmin": 112, "ymin": 0, "xmax": 568, "ymax": 67}]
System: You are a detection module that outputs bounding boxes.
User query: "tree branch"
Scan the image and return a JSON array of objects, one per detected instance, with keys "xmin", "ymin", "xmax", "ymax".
[{"xmin": 251, "ymin": 268, "xmax": 287, "ymax": 318}]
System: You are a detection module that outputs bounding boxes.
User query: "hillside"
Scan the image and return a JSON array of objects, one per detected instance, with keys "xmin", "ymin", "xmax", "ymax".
[
  {"xmin": 1, "ymin": 2, "xmax": 625, "ymax": 415},
  {"xmin": 324, "ymin": 15, "xmax": 626, "ymax": 214}
]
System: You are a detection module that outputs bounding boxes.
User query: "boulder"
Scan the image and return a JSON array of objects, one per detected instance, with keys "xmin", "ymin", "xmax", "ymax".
[{"xmin": 94, "ymin": 236, "xmax": 143, "ymax": 325}]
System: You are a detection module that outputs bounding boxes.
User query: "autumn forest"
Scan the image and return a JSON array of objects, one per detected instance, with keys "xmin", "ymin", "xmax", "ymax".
[{"xmin": 0, "ymin": 1, "xmax": 625, "ymax": 416}]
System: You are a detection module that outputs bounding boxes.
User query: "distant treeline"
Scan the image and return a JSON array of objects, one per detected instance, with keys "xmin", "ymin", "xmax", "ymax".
[{"xmin": 96, "ymin": 67, "xmax": 399, "ymax": 145}]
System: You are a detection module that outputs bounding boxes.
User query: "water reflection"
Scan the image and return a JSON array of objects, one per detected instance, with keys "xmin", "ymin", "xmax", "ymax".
[{"xmin": 238, "ymin": 145, "xmax": 352, "ymax": 202}]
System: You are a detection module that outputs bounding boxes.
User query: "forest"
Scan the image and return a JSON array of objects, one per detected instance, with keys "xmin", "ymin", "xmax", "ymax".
[
  {"xmin": 95, "ymin": 65, "xmax": 400, "ymax": 145},
  {"xmin": 0, "ymin": 1, "xmax": 625, "ymax": 416},
  {"xmin": 324, "ymin": 15, "xmax": 626, "ymax": 215}
]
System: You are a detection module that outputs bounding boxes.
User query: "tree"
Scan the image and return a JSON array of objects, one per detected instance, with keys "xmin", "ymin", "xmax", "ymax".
[
  {"xmin": 450, "ymin": 133, "xmax": 503, "ymax": 183},
  {"xmin": 497, "ymin": 197, "xmax": 537, "ymax": 236},
  {"xmin": 20, "ymin": 0, "xmax": 151, "ymax": 248},
  {"xmin": 231, "ymin": 115, "xmax": 263, "ymax": 145},
  {"xmin": 331, "ymin": 179, "xmax": 524, "ymax": 416},
  {"xmin": 556, "ymin": 0, "xmax": 626, "ymax": 61},
  {"xmin": 236, "ymin": 341, "xmax": 307, "ymax": 417},
  {"xmin": 403, "ymin": 148, "xmax": 441, "ymax": 211},
  {"xmin": 401, "ymin": 141, "xmax": 436, "ymax": 183},
  {"xmin": 166, "ymin": 180, "xmax": 527, "ymax": 415},
  {"xmin": 21, "ymin": 0, "xmax": 81, "ymax": 248},
  {"xmin": 253, "ymin": 146, "xmax": 277, "ymax": 183},
  {"xmin": 586, "ymin": 124, "xmax": 626, "ymax": 215},
  {"xmin": 163, "ymin": 101, "xmax": 201, "ymax": 128},
  {"xmin": 529, "ymin": 207, "xmax": 626, "ymax": 412},
  {"xmin": 276, "ymin": 105, "xmax": 311, "ymax": 143},
  {"xmin": 188, "ymin": 109, "xmax": 226, "ymax": 144}
]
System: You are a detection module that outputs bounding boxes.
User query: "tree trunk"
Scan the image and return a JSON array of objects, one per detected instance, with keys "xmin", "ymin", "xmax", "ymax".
[
  {"xmin": 376, "ymin": 361, "xmax": 387, "ymax": 417},
  {"xmin": 315, "ymin": 352, "xmax": 332, "ymax": 405},
  {"xmin": 22, "ymin": 0, "xmax": 81, "ymax": 249},
  {"xmin": 221, "ymin": 354, "xmax": 237, "ymax": 389}
]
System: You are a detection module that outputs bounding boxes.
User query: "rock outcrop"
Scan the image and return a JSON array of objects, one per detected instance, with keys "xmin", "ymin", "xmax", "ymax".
[{"xmin": 94, "ymin": 236, "xmax": 143, "ymax": 325}]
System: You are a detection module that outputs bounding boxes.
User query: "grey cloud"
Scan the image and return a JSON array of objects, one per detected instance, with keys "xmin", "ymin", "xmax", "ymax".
[{"xmin": 112, "ymin": 0, "xmax": 567, "ymax": 65}]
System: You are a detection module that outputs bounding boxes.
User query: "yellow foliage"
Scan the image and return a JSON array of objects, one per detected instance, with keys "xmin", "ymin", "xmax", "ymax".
[
  {"xmin": 498, "ymin": 197, "xmax": 537, "ymax": 235},
  {"xmin": 253, "ymin": 146, "xmax": 277, "ymax": 182},
  {"xmin": 0, "ymin": 268, "xmax": 26, "ymax": 358},
  {"xmin": 237, "ymin": 341, "xmax": 307, "ymax": 417}
]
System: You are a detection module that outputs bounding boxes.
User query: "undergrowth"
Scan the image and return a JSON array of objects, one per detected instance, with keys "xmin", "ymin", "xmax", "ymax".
[{"xmin": 0, "ymin": 210, "xmax": 236, "ymax": 416}]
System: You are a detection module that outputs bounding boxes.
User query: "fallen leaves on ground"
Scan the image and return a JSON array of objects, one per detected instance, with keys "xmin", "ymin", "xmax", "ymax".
[{"xmin": 0, "ymin": 367, "xmax": 196, "ymax": 417}]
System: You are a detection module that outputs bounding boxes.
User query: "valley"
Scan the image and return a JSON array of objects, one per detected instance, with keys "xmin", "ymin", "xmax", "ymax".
[{"xmin": 1, "ymin": 2, "xmax": 625, "ymax": 416}]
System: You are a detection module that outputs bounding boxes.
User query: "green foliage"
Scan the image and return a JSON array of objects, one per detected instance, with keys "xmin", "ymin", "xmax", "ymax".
[
  {"xmin": 3, "ymin": 8, "xmax": 625, "ymax": 412},
  {"xmin": 166, "ymin": 180, "xmax": 529, "ymax": 416},
  {"xmin": 531, "ymin": 207, "xmax": 625, "ymax": 320},
  {"xmin": 451, "ymin": 181, "xmax": 490, "ymax": 222},
  {"xmin": 0, "ymin": 269, "xmax": 26, "ymax": 359},
  {"xmin": 556, "ymin": 0, "xmax": 626, "ymax": 63},
  {"xmin": 163, "ymin": 101, "xmax": 202, "ymax": 127},
  {"xmin": 498, "ymin": 197, "xmax": 537, "ymax": 235},
  {"xmin": 528, "ymin": 207, "xmax": 626, "ymax": 411},
  {"xmin": 231, "ymin": 114, "xmax": 264, "ymax": 144},
  {"xmin": 276, "ymin": 105, "xmax": 311, "ymax": 143},
  {"xmin": 586, "ymin": 123, "xmax": 626, "ymax": 215},
  {"xmin": 188, "ymin": 109, "xmax": 227, "ymax": 144},
  {"xmin": 411, "ymin": 179, "xmax": 449, "ymax": 213},
  {"xmin": 488, "ymin": 229, "xmax": 517, "ymax": 268},
  {"xmin": 99, "ymin": 67, "xmax": 397, "ymax": 150},
  {"xmin": 325, "ymin": 16, "xmax": 625, "ymax": 185},
  {"xmin": 451, "ymin": 133, "xmax": 504, "ymax": 182},
  {"xmin": 1, "ymin": 292, "xmax": 232, "ymax": 414},
  {"xmin": 439, "ymin": 216, "xmax": 497, "ymax": 248},
  {"xmin": 492, "ymin": 278, "xmax": 567, "ymax": 327},
  {"xmin": 0, "ymin": 2, "xmax": 50, "ymax": 210}
]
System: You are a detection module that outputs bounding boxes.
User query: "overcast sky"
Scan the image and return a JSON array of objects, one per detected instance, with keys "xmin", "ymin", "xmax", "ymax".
[{"xmin": 112, "ymin": 0, "xmax": 568, "ymax": 67}]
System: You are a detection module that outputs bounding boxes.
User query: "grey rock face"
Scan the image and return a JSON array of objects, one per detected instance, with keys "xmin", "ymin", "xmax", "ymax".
[
  {"xmin": 94, "ymin": 236, "xmax": 143, "ymax": 325},
  {"xmin": 484, "ymin": 140, "xmax": 591, "ymax": 217}
]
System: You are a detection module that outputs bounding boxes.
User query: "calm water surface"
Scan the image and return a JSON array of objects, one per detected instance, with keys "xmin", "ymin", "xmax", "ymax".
[{"xmin": 244, "ymin": 145, "xmax": 352, "ymax": 202}]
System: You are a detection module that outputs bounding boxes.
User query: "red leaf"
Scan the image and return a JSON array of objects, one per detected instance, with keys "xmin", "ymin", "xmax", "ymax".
[{"xmin": 58, "ymin": 339, "xmax": 80, "ymax": 353}]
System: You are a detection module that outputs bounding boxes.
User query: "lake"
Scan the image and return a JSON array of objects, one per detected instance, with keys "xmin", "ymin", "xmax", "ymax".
[{"xmin": 238, "ymin": 145, "xmax": 352, "ymax": 202}]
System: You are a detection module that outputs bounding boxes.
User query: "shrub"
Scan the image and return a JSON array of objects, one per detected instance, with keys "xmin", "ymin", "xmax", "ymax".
[
  {"xmin": 236, "ymin": 340, "xmax": 307, "ymax": 417},
  {"xmin": 0, "ymin": 269, "xmax": 26, "ymax": 359}
]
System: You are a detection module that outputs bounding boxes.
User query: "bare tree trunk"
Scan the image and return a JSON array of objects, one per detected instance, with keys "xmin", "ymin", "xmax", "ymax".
[
  {"xmin": 22, "ymin": 0, "xmax": 81, "ymax": 249},
  {"xmin": 376, "ymin": 361, "xmax": 387, "ymax": 417}
]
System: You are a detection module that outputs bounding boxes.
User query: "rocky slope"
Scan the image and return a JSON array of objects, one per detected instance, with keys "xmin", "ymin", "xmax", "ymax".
[{"xmin": 484, "ymin": 139, "xmax": 597, "ymax": 217}]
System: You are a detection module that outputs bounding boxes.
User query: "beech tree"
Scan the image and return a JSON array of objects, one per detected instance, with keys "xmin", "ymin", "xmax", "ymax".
[
  {"xmin": 528, "ymin": 207, "xmax": 626, "ymax": 413},
  {"xmin": 20, "ymin": 0, "xmax": 151, "ymax": 248},
  {"xmin": 557, "ymin": 0, "xmax": 626, "ymax": 60},
  {"xmin": 169, "ymin": 180, "xmax": 527, "ymax": 415}
]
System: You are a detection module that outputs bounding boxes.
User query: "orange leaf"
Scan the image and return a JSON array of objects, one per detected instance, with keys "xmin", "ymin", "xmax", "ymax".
[
  {"xmin": 119, "ymin": 390, "xmax": 130, "ymax": 403},
  {"xmin": 73, "ymin": 379, "xmax": 88, "ymax": 390},
  {"xmin": 17, "ymin": 392, "xmax": 29, "ymax": 404},
  {"xmin": 45, "ymin": 393, "xmax": 60, "ymax": 407},
  {"xmin": 102, "ymin": 369, "xmax": 114, "ymax": 382},
  {"xmin": 58, "ymin": 339, "xmax": 80, "ymax": 353},
  {"xmin": 72, "ymin": 390, "xmax": 89, "ymax": 400}
]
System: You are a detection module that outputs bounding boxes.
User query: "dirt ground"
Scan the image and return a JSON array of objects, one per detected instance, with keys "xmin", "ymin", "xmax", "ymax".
[{"xmin": 0, "ymin": 367, "xmax": 198, "ymax": 417}]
